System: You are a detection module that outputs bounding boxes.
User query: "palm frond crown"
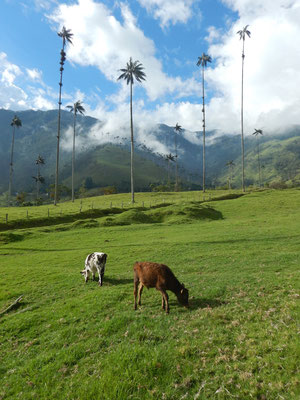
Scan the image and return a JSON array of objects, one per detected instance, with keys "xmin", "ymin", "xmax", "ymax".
[
  {"xmin": 58, "ymin": 26, "xmax": 73, "ymax": 46},
  {"xmin": 237, "ymin": 25, "xmax": 251, "ymax": 40},
  {"xmin": 117, "ymin": 57, "xmax": 146, "ymax": 85},
  {"xmin": 252, "ymin": 128, "xmax": 263, "ymax": 136},
  {"xmin": 197, "ymin": 53, "xmax": 212, "ymax": 67},
  {"xmin": 174, "ymin": 123, "xmax": 182, "ymax": 132},
  {"xmin": 11, "ymin": 115, "xmax": 22, "ymax": 128},
  {"xmin": 66, "ymin": 100, "xmax": 85, "ymax": 115},
  {"xmin": 36, "ymin": 155, "xmax": 45, "ymax": 165}
]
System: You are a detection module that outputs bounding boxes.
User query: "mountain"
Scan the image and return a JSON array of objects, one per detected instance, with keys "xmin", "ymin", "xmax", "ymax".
[{"xmin": 0, "ymin": 108, "xmax": 300, "ymax": 198}]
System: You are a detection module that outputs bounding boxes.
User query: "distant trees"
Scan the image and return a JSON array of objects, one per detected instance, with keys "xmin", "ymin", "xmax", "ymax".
[
  {"xmin": 252, "ymin": 129, "xmax": 263, "ymax": 187},
  {"xmin": 66, "ymin": 100, "xmax": 85, "ymax": 202},
  {"xmin": 197, "ymin": 53, "xmax": 212, "ymax": 193},
  {"xmin": 237, "ymin": 25, "xmax": 251, "ymax": 192},
  {"xmin": 118, "ymin": 57, "xmax": 146, "ymax": 203},
  {"xmin": 8, "ymin": 115, "xmax": 22, "ymax": 206},
  {"xmin": 54, "ymin": 26, "xmax": 73, "ymax": 206},
  {"xmin": 174, "ymin": 123, "xmax": 182, "ymax": 191}
]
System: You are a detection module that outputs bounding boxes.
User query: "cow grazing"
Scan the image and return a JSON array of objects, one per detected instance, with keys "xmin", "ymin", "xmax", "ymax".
[
  {"xmin": 133, "ymin": 261, "xmax": 189, "ymax": 313},
  {"xmin": 80, "ymin": 252, "xmax": 107, "ymax": 286}
]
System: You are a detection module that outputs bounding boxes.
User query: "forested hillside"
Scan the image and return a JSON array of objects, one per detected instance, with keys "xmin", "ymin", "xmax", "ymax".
[{"xmin": 1, "ymin": 109, "xmax": 299, "ymax": 198}]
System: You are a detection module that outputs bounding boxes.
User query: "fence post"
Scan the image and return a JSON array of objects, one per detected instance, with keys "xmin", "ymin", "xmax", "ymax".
[
  {"xmin": 121, "ymin": 202, "xmax": 123, "ymax": 209},
  {"xmin": 6, "ymin": 214, "xmax": 8, "ymax": 223},
  {"xmin": 26, "ymin": 210, "xmax": 29, "ymax": 219},
  {"xmin": 92, "ymin": 202, "xmax": 93, "ymax": 210},
  {"xmin": 48, "ymin": 209, "xmax": 50, "ymax": 217}
]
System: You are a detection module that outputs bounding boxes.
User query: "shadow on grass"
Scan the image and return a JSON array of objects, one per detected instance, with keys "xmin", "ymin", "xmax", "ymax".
[
  {"xmin": 189, "ymin": 297, "xmax": 227, "ymax": 310},
  {"xmin": 95, "ymin": 276, "xmax": 132, "ymax": 286}
]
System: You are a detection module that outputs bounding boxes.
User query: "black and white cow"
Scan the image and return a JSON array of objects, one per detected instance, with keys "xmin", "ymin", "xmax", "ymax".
[{"xmin": 80, "ymin": 252, "xmax": 108, "ymax": 286}]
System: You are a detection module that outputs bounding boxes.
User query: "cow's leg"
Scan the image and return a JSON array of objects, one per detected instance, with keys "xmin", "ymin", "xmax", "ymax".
[
  {"xmin": 99, "ymin": 271, "xmax": 104, "ymax": 286},
  {"xmin": 85, "ymin": 270, "xmax": 90, "ymax": 283},
  {"xmin": 96, "ymin": 266, "xmax": 103, "ymax": 286},
  {"xmin": 134, "ymin": 274, "xmax": 139, "ymax": 310},
  {"xmin": 158, "ymin": 289, "xmax": 169, "ymax": 313},
  {"xmin": 161, "ymin": 295, "xmax": 165, "ymax": 310},
  {"xmin": 138, "ymin": 283, "xmax": 144, "ymax": 306}
]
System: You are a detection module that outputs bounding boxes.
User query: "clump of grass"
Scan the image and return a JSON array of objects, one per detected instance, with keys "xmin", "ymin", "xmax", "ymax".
[
  {"xmin": 71, "ymin": 219, "xmax": 99, "ymax": 229},
  {"xmin": 0, "ymin": 232, "xmax": 25, "ymax": 243}
]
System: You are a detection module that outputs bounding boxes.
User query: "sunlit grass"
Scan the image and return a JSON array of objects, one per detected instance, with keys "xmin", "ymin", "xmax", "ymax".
[{"xmin": 0, "ymin": 189, "xmax": 299, "ymax": 399}]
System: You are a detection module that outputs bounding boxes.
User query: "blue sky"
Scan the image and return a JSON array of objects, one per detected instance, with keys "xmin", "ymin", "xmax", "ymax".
[{"xmin": 1, "ymin": 0, "xmax": 300, "ymax": 151}]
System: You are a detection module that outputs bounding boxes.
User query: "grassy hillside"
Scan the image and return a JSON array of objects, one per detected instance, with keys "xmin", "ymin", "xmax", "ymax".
[{"xmin": 0, "ymin": 189, "xmax": 299, "ymax": 399}]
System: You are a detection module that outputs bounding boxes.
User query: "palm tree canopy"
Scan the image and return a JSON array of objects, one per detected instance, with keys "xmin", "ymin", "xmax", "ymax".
[
  {"xmin": 237, "ymin": 25, "xmax": 251, "ymax": 40},
  {"xmin": 226, "ymin": 160, "xmax": 235, "ymax": 167},
  {"xmin": 118, "ymin": 57, "xmax": 146, "ymax": 85},
  {"xmin": 166, "ymin": 153, "xmax": 175, "ymax": 162},
  {"xmin": 36, "ymin": 155, "xmax": 45, "ymax": 165},
  {"xmin": 174, "ymin": 123, "xmax": 182, "ymax": 132},
  {"xmin": 11, "ymin": 115, "xmax": 22, "ymax": 128},
  {"xmin": 252, "ymin": 128, "xmax": 263, "ymax": 136},
  {"xmin": 58, "ymin": 26, "xmax": 73, "ymax": 46},
  {"xmin": 197, "ymin": 53, "xmax": 212, "ymax": 67},
  {"xmin": 66, "ymin": 100, "xmax": 85, "ymax": 115}
]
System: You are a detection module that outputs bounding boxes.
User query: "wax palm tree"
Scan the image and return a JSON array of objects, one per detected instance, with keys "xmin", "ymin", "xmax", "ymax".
[
  {"xmin": 174, "ymin": 123, "xmax": 182, "ymax": 191},
  {"xmin": 118, "ymin": 57, "xmax": 146, "ymax": 203},
  {"xmin": 66, "ymin": 100, "xmax": 85, "ymax": 202},
  {"xmin": 33, "ymin": 155, "xmax": 45, "ymax": 201},
  {"xmin": 197, "ymin": 53, "xmax": 212, "ymax": 193},
  {"xmin": 252, "ymin": 128, "xmax": 263, "ymax": 187},
  {"xmin": 54, "ymin": 26, "xmax": 73, "ymax": 205},
  {"xmin": 165, "ymin": 153, "xmax": 175, "ymax": 190},
  {"xmin": 225, "ymin": 160, "xmax": 235, "ymax": 190},
  {"xmin": 8, "ymin": 115, "xmax": 22, "ymax": 206},
  {"xmin": 237, "ymin": 25, "xmax": 251, "ymax": 192}
]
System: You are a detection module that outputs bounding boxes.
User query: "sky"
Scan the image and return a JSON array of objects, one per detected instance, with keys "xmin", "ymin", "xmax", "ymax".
[{"xmin": 1, "ymin": 0, "xmax": 300, "ymax": 151}]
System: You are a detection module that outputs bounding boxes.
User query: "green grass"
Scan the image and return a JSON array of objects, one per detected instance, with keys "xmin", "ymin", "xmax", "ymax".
[{"xmin": 0, "ymin": 189, "xmax": 299, "ymax": 399}]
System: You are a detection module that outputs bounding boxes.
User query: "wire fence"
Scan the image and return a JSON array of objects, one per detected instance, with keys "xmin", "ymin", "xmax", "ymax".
[{"xmin": 0, "ymin": 193, "xmax": 215, "ymax": 225}]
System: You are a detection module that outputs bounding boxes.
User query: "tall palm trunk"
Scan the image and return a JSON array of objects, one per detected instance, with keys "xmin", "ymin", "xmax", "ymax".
[
  {"xmin": 36, "ymin": 163, "xmax": 40, "ymax": 200},
  {"xmin": 130, "ymin": 81, "xmax": 135, "ymax": 203},
  {"xmin": 256, "ymin": 137, "xmax": 261, "ymax": 187},
  {"xmin": 240, "ymin": 39, "xmax": 246, "ymax": 192},
  {"xmin": 72, "ymin": 110, "xmax": 76, "ymax": 202},
  {"xmin": 8, "ymin": 125, "xmax": 16, "ymax": 206},
  {"xmin": 54, "ymin": 44, "xmax": 65, "ymax": 205},
  {"xmin": 175, "ymin": 133, "xmax": 178, "ymax": 191},
  {"xmin": 202, "ymin": 65, "xmax": 206, "ymax": 193}
]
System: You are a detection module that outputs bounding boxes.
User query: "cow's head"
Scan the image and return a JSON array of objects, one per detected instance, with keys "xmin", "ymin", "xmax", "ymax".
[{"xmin": 177, "ymin": 284, "xmax": 189, "ymax": 308}]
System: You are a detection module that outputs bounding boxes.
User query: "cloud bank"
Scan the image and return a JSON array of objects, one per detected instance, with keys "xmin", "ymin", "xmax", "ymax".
[{"xmin": 1, "ymin": 0, "xmax": 300, "ymax": 150}]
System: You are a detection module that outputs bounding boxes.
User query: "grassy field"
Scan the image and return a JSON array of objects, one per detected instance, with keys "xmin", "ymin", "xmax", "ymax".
[{"xmin": 0, "ymin": 189, "xmax": 299, "ymax": 399}]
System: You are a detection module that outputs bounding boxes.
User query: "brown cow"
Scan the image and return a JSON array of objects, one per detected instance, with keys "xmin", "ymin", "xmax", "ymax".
[{"xmin": 133, "ymin": 261, "xmax": 189, "ymax": 313}]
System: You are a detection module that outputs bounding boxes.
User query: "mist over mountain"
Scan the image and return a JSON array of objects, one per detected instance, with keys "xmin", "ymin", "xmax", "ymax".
[{"xmin": 1, "ymin": 108, "xmax": 300, "ymax": 197}]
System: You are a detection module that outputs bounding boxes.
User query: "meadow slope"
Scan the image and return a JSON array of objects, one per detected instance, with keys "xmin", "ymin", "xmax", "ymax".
[{"xmin": 0, "ymin": 189, "xmax": 299, "ymax": 399}]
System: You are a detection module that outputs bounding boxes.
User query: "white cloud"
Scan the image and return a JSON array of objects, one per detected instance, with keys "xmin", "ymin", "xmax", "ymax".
[
  {"xmin": 48, "ymin": 0, "xmax": 201, "ymax": 102},
  {"xmin": 137, "ymin": 0, "xmax": 196, "ymax": 28},
  {"xmin": 26, "ymin": 68, "xmax": 43, "ymax": 83},
  {"xmin": 0, "ymin": 52, "xmax": 56, "ymax": 111},
  {"xmin": 205, "ymin": 0, "xmax": 300, "ymax": 134}
]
